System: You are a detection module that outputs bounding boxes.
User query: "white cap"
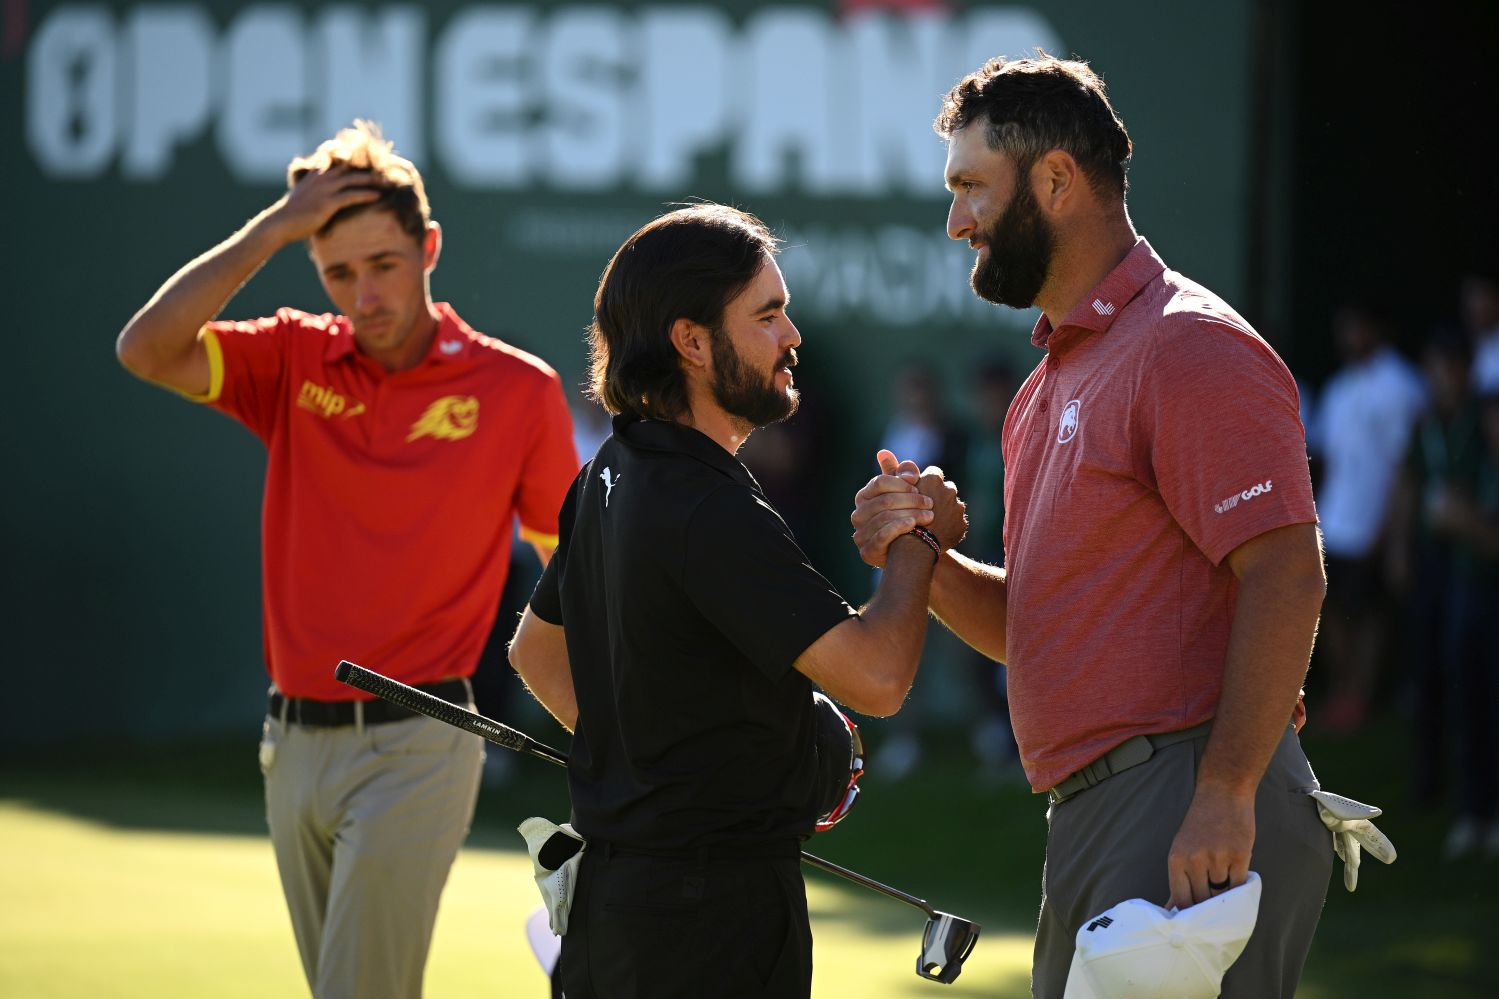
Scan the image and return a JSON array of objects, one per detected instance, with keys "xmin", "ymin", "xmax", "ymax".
[
  {"xmin": 1062, "ymin": 872, "xmax": 1262, "ymax": 999},
  {"xmin": 524, "ymin": 905, "xmax": 560, "ymax": 976}
]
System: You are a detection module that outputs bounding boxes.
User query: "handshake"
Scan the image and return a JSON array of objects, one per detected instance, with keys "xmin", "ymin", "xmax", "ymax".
[{"xmin": 850, "ymin": 449, "xmax": 970, "ymax": 566}]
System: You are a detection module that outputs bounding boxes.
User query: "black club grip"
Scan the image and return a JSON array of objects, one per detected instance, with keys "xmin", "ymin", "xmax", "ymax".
[{"xmin": 334, "ymin": 660, "xmax": 567, "ymax": 767}]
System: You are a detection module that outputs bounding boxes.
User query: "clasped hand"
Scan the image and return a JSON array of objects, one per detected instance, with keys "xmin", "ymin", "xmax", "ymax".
[{"xmin": 851, "ymin": 450, "xmax": 968, "ymax": 566}]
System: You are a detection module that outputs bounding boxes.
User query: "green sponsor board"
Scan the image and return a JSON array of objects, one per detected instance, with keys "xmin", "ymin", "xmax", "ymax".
[{"xmin": 5, "ymin": 1, "xmax": 1250, "ymax": 742}]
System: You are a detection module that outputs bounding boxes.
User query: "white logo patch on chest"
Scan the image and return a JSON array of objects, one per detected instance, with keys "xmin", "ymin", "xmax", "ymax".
[{"xmin": 1057, "ymin": 399, "xmax": 1082, "ymax": 444}]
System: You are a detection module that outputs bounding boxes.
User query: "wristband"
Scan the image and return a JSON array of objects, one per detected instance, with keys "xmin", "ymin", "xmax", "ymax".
[{"xmin": 905, "ymin": 526, "xmax": 942, "ymax": 562}]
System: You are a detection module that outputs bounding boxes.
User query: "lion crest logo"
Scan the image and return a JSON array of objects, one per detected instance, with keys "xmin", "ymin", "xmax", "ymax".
[
  {"xmin": 1057, "ymin": 399, "xmax": 1082, "ymax": 444},
  {"xmin": 407, "ymin": 395, "xmax": 480, "ymax": 442}
]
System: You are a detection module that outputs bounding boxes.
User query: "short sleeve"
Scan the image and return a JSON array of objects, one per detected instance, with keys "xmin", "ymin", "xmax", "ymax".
[
  {"xmin": 1139, "ymin": 318, "xmax": 1318, "ymax": 564},
  {"xmin": 201, "ymin": 311, "xmax": 297, "ymax": 440},
  {"xmin": 515, "ymin": 374, "xmax": 581, "ymax": 551},
  {"xmin": 682, "ymin": 484, "xmax": 856, "ymax": 680},
  {"xmin": 528, "ymin": 469, "xmax": 584, "ymax": 625}
]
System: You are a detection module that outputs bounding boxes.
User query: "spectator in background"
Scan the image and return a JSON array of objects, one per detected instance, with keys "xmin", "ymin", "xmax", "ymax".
[
  {"xmin": 872, "ymin": 361, "xmax": 968, "ymax": 778},
  {"xmin": 962, "ymin": 358, "xmax": 1021, "ymax": 778},
  {"xmin": 1451, "ymin": 391, "xmax": 1499, "ymax": 857},
  {"xmin": 1462, "ymin": 268, "xmax": 1499, "ymax": 393},
  {"xmin": 738, "ymin": 360, "xmax": 832, "ymax": 554},
  {"xmin": 1389, "ymin": 329, "xmax": 1494, "ymax": 859},
  {"xmin": 1310, "ymin": 302, "xmax": 1427, "ymax": 732}
]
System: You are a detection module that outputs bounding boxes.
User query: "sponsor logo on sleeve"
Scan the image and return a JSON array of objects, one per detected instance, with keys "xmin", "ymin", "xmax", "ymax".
[{"xmin": 1215, "ymin": 478, "xmax": 1273, "ymax": 514}]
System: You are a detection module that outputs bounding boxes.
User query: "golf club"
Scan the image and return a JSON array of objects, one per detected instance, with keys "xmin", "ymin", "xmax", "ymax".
[{"xmin": 335, "ymin": 659, "xmax": 981, "ymax": 983}]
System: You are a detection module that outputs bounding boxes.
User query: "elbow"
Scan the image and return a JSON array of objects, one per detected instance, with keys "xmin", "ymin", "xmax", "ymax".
[
  {"xmin": 852, "ymin": 674, "xmax": 912, "ymax": 719},
  {"xmin": 115, "ymin": 324, "xmax": 156, "ymax": 380},
  {"xmin": 506, "ymin": 640, "xmax": 529, "ymax": 683}
]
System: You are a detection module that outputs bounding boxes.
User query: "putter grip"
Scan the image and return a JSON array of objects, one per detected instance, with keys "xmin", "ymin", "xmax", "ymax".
[{"xmin": 334, "ymin": 660, "xmax": 566, "ymax": 766}]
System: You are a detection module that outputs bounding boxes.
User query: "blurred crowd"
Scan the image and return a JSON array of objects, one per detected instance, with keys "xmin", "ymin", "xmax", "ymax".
[
  {"xmin": 1303, "ymin": 268, "xmax": 1499, "ymax": 863},
  {"xmin": 476, "ymin": 267, "xmax": 1499, "ymax": 864}
]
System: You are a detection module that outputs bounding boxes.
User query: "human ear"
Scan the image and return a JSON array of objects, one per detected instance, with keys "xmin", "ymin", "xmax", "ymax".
[
  {"xmin": 1037, "ymin": 150, "xmax": 1079, "ymax": 211},
  {"xmin": 669, "ymin": 317, "xmax": 712, "ymax": 370}
]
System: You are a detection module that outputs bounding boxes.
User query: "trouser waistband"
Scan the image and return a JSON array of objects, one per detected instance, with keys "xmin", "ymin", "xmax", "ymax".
[
  {"xmin": 1047, "ymin": 720, "xmax": 1214, "ymax": 805},
  {"xmin": 268, "ymin": 678, "xmax": 471, "ymax": 727}
]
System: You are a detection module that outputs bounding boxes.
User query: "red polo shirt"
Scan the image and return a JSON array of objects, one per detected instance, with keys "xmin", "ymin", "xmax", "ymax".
[
  {"xmin": 1001, "ymin": 239, "xmax": 1317, "ymax": 791},
  {"xmin": 197, "ymin": 303, "xmax": 578, "ymax": 700}
]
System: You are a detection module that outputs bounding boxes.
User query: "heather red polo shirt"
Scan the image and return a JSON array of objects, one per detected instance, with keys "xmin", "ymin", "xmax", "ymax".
[
  {"xmin": 1002, "ymin": 239, "xmax": 1317, "ymax": 791},
  {"xmin": 196, "ymin": 303, "xmax": 578, "ymax": 700}
]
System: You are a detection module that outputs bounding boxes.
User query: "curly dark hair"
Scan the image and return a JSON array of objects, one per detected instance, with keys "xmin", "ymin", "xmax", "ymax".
[
  {"xmin": 588, "ymin": 204, "xmax": 780, "ymax": 421},
  {"xmin": 934, "ymin": 54, "xmax": 1132, "ymax": 197}
]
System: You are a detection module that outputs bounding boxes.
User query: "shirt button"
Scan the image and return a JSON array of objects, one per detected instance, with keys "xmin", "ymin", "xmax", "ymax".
[{"xmin": 1040, "ymin": 401, "xmax": 1049, "ymax": 413}]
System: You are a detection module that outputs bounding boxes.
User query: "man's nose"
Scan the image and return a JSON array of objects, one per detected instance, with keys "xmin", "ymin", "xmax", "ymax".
[
  {"xmin": 947, "ymin": 199, "xmax": 973, "ymax": 242},
  {"xmin": 355, "ymin": 278, "xmax": 380, "ymax": 313}
]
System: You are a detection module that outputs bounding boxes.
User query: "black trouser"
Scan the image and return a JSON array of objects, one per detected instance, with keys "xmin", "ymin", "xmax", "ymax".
[{"xmin": 558, "ymin": 842, "xmax": 811, "ymax": 999}]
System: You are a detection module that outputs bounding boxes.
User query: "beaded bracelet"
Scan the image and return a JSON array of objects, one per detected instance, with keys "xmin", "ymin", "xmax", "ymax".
[{"xmin": 905, "ymin": 525, "xmax": 942, "ymax": 562}]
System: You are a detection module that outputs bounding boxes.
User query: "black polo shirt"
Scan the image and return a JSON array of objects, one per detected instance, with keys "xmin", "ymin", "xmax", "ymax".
[{"xmin": 530, "ymin": 414, "xmax": 856, "ymax": 850}]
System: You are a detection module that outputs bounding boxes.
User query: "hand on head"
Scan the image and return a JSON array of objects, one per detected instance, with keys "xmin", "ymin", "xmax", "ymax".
[{"xmin": 271, "ymin": 162, "xmax": 383, "ymax": 244}]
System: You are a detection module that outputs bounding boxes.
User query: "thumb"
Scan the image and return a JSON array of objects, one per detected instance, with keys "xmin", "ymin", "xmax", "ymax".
[{"xmin": 876, "ymin": 450, "xmax": 899, "ymax": 475}]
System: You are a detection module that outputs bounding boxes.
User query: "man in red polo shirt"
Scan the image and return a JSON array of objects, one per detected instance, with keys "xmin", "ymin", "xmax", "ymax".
[
  {"xmin": 851, "ymin": 57, "xmax": 1342, "ymax": 997},
  {"xmin": 116, "ymin": 122, "xmax": 578, "ymax": 998}
]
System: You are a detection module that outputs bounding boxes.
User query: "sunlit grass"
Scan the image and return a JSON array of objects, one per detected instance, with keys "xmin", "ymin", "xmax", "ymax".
[
  {"xmin": 0, "ymin": 802, "xmax": 1033, "ymax": 998},
  {"xmin": 4, "ymin": 710, "xmax": 1497, "ymax": 998}
]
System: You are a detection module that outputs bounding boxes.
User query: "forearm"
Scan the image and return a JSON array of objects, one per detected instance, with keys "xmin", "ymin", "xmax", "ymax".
[
  {"xmin": 1197, "ymin": 557, "xmax": 1324, "ymax": 797},
  {"xmin": 928, "ymin": 550, "xmax": 1008, "ymax": 663},
  {"xmin": 518, "ymin": 661, "xmax": 578, "ymax": 734},
  {"xmin": 116, "ymin": 210, "xmax": 288, "ymax": 384},
  {"xmin": 509, "ymin": 609, "xmax": 577, "ymax": 732},
  {"xmin": 795, "ymin": 533, "xmax": 936, "ymax": 716},
  {"xmin": 857, "ymin": 533, "xmax": 939, "ymax": 672}
]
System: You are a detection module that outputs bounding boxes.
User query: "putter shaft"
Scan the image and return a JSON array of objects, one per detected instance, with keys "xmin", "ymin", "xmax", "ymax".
[{"xmin": 336, "ymin": 660, "xmax": 946, "ymax": 919}]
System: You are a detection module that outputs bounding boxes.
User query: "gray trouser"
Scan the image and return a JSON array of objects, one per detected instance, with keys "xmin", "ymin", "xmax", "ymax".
[
  {"xmin": 260, "ymin": 710, "xmax": 484, "ymax": 999},
  {"xmin": 1033, "ymin": 724, "xmax": 1333, "ymax": 998}
]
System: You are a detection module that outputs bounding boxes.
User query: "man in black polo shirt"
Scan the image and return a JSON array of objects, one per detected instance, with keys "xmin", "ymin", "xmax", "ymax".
[{"xmin": 508, "ymin": 204, "xmax": 967, "ymax": 999}]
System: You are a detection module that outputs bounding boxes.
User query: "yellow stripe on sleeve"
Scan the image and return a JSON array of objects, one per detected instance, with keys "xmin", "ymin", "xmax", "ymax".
[
  {"xmin": 175, "ymin": 326, "xmax": 225, "ymax": 403},
  {"xmin": 519, "ymin": 525, "xmax": 560, "ymax": 552}
]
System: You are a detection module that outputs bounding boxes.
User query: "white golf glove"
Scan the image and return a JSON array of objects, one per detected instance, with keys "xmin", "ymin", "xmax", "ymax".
[
  {"xmin": 518, "ymin": 816, "xmax": 586, "ymax": 935},
  {"xmin": 1307, "ymin": 790, "xmax": 1397, "ymax": 892}
]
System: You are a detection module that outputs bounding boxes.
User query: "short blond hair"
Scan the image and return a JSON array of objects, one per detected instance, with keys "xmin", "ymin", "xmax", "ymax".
[{"xmin": 287, "ymin": 120, "xmax": 430, "ymax": 240}]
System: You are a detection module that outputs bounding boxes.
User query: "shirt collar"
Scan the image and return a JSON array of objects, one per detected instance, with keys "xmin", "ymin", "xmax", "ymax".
[
  {"xmin": 612, "ymin": 413, "xmax": 760, "ymax": 491},
  {"xmin": 1029, "ymin": 237, "xmax": 1166, "ymax": 353},
  {"xmin": 324, "ymin": 302, "xmax": 474, "ymax": 365}
]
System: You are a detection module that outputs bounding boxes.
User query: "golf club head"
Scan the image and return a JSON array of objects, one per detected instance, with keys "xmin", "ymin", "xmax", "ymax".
[{"xmin": 917, "ymin": 911, "xmax": 981, "ymax": 984}]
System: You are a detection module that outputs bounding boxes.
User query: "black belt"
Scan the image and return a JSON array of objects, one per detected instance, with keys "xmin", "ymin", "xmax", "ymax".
[
  {"xmin": 268, "ymin": 678, "xmax": 471, "ymax": 727},
  {"xmin": 1047, "ymin": 720, "xmax": 1213, "ymax": 805}
]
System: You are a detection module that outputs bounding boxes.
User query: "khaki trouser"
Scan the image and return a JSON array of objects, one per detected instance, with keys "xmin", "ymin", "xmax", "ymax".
[
  {"xmin": 260, "ymin": 709, "xmax": 484, "ymax": 999},
  {"xmin": 1033, "ymin": 723, "xmax": 1333, "ymax": 999}
]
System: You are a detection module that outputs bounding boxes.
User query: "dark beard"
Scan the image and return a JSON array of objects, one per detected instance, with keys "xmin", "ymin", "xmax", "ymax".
[
  {"xmin": 709, "ymin": 331, "xmax": 799, "ymax": 428},
  {"xmin": 970, "ymin": 175, "xmax": 1055, "ymax": 309}
]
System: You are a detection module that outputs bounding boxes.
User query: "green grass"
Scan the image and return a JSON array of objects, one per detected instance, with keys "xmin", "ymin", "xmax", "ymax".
[{"xmin": 1, "ymin": 713, "xmax": 1494, "ymax": 997}]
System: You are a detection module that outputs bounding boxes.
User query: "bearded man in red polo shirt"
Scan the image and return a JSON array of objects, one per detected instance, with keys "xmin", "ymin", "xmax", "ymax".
[
  {"xmin": 116, "ymin": 122, "xmax": 578, "ymax": 998},
  {"xmin": 852, "ymin": 56, "xmax": 1344, "ymax": 998}
]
